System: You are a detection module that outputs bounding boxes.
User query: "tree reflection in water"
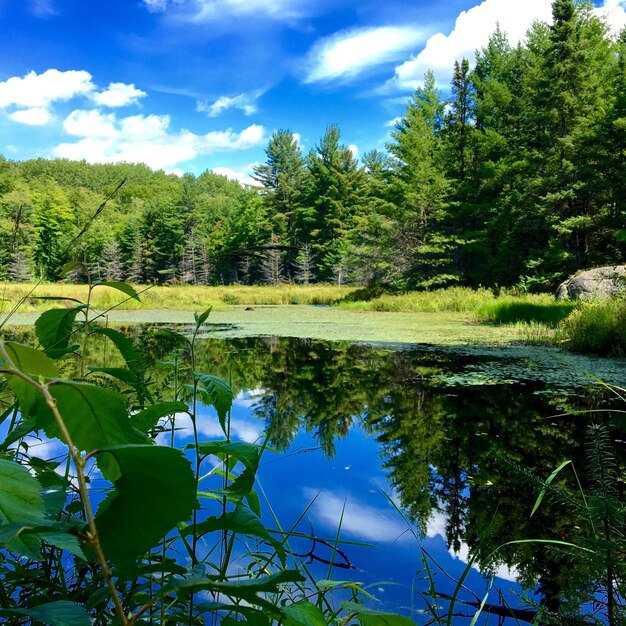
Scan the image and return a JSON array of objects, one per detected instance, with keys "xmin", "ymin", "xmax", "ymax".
[{"xmin": 193, "ymin": 335, "xmax": 622, "ymax": 614}]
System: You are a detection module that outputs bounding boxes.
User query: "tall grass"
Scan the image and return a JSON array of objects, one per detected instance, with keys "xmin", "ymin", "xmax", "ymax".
[
  {"xmin": 0, "ymin": 283, "xmax": 354, "ymax": 313},
  {"xmin": 476, "ymin": 296, "xmax": 578, "ymax": 326},
  {"xmin": 556, "ymin": 299, "xmax": 626, "ymax": 356},
  {"xmin": 336, "ymin": 287, "xmax": 497, "ymax": 312}
]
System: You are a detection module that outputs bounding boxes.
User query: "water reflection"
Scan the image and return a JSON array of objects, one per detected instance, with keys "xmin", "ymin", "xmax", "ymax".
[
  {"xmin": 3, "ymin": 325, "xmax": 624, "ymax": 619},
  {"xmin": 191, "ymin": 335, "xmax": 624, "ymax": 614}
]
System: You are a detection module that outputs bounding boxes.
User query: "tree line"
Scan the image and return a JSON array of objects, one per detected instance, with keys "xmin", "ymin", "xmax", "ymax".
[{"xmin": 1, "ymin": 0, "xmax": 624, "ymax": 291}]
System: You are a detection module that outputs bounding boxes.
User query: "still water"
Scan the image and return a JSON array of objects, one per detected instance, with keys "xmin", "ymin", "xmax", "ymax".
[
  {"xmin": 170, "ymin": 333, "xmax": 625, "ymax": 622},
  {"xmin": 7, "ymin": 326, "xmax": 626, "ymax": 623}
]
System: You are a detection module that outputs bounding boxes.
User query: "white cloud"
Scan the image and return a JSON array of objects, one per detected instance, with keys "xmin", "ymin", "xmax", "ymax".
[
  {"xmin": 143, "ymin": 0, "xmax": 307, "ymax": 21},
  {"xmin": 392, "ymin": 0, "xmax": 553, "ymax": 89},
  {"xmin": 64, "ymin": 109, "xmax": 117, "ymax": 137},
  {"xmin": 143, "ymin": 0, "xmax": 169, "ymax": 10},
  {"xmin": 8, "ymin": 107, "xmax": 51, "ymax": 126},
  {"xmin": 303, "ymin": 488, "xmax": 413, "ymax": 543},
  {"xmin": 594, "ymin": 0, "xmax": 626, "ymax": 35},
  {"xmin": 55, "ymin": 110, "xmax": 265, "ymax": 171},
  {"xmin": 384, "ymin": 116, "xmax": 402, "ymax": 128},
  {"xmin": 92, "ymin": 82, "xmax": 147, "ymax": 107},
  {"xmin": 305, "ymin": 26, "xmax": 428, "ymax": 84},
  {"xmin": 197, "ymin": 93, "xmax": 258, "ymax": 117},
  {"xmin": 0, "ymin": 69, "xmax": 94, "ymax": 109},
  {"xmin": 390, "ymin": 0, "xmax": 626, "ymax": 90},
  {"xmin": 348, "ymin": 144, "xmax": 359, "ymax": 158},
  {"xmin": 212, "ymin": 165, "xmax": 259, "ymax": 187}
]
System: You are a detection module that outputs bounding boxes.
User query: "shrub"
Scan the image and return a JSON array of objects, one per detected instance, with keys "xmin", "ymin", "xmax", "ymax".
[{"xmin": 556, "ymin": 299, "xmax": 626, "ymax": 356}]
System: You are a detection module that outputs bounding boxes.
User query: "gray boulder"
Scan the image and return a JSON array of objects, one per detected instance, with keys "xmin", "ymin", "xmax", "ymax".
[{"xmin": 556, "ymin": 265, "xmax": 626, "ymax": 300}]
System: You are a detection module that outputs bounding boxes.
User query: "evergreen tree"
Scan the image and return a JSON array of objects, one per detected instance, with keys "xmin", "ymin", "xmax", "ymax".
[
  {"xmin": 386, "ymin": 72, "xmax": 452, "ymax": 288},
  {"xmin": 101, "ymin": 240, "xmax": 124, "ymax": 281},
  {"xmin": 252, "ymin": 130, "xmax": 307, "ymax": 247},
  {"xmin": 293, "ymin": 243, "xmax": 316, "ymax": 285},
  {"xmin": 32, "ymin": 180, "xmax": 73, "ymax": 281},
  {"xmin": 305, "ymin": 124, "xmax": 364, "ymax": 281}
]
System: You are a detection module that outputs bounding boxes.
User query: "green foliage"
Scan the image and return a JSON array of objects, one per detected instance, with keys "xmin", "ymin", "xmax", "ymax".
[
  {"xmin": 476, "ymin": 299, "xmax": 577, "ymax": 326},
  {"xmin": 557, "ymin": 299, "xmax": 626, "ymax": 356},
  {"xmin": 95, "ymin": 444, "xmax": 197, "ymax": 572}
]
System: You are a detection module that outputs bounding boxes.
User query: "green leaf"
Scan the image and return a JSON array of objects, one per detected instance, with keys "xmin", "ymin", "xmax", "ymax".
[
  {"xmin": 35, "ymin": 306, "xmax": 86, "ymax": 356},
  {"xmin": 61, "ymin": 260, "xmax": 83, "ymax": 275},
  {"xmin": 181, "ymin": 504, "xmax": 284, "ymax": 561},
  {"xmin": 95, "ymin": 445, "xmax": 197, "ymax": 573},
  {"xmin": 92, "ymin": 280, "xmax": 141, "ymax": 301},
  {"xmin": 283, "ymin": 602, "xmax": 328, "ymax": 626},
  {"xmin": 34, "ymin": 382, "xmax": 148, "ymax": 460},
  {"xmin": 193, "ymin": 602, "xmax": 270, "ymax": 625},
  {"xmin": 340, "ymin": 602, "xmax": 414, "ymax": 626},
  {"xmin": 130, "ymin": 401, "xmax": 189, "ymax": 433},
  {"xmin": 0, "ymin": 601, "xmax": 90, "ymax": 626},
  {"xmin": 194, "ymin": 372, "xmax": 233, "ymax": 432},
  {"xmin": 0, "ymin": 458, "xmax": 45, "ymax": 524},
  {"xmin": 1, "ymin": 416, "xmax": 40, "ymax": 450},
  {"xmin": 192, "ymin": 440, "xmax": 261, "ymax": 497},
  {"xmin": 0, "ymin": 519, "xmax": 86, "ymax": 561},
  {"xmin": 165, "ymin": 569, "xmax": 305, "ymax": 612},
  {"xmin": 1, "ymin": 343, "xmax": 59, "ymax": 420},
  {"xmin": 194, "ymin": 306, "xmax": 213, "ymax": 329},
  {"xmin": 0, "ymin": 523, "xmax": 43, "ymax": 559},
  {"xmin": 1, "ymin": 342, "xmax": 59, "ymax": 378},
  {"xmin": 90, "ymin": 327, "xmax": 143, "ymax": 370},
  {"xmin": 89, "ymin": 367, "xmax": 139, "ymax": 387},
  {"xmin": 531, "ymin": 460, "xmax": 572, "ymax": 517}
]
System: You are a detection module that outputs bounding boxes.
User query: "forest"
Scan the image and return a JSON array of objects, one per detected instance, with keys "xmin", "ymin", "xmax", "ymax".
[{"xmin": 1, "ymin": 0, "xmax": 625, "ymax": 293}]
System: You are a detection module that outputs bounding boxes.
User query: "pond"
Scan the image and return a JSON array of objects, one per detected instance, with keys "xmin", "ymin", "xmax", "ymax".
[
  {"xmin": 4, "ymin": 323, "xmax": 626, "ymax": 623},
  {"xmin": 181, "ymin": 334, "xmax": 625, "ymax": 621}
]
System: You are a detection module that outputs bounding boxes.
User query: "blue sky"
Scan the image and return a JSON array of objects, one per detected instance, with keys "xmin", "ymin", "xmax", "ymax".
[{"xmin": 1, "ymin": 0, "xmax": 625, "ymax": 183}]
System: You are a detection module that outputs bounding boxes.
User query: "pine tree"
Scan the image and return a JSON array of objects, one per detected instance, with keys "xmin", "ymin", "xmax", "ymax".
[
  {"xmin": 386, "ymin": 72, "xmax": 452, "ymax": 288},
  {"xmin": 101, "ymin": 240, "xmax": 124, "ymax": 281},
  {"xmin": 305, "ymin": 124, "xmax": 364, "ymax": 282},
  {"xmin": 252, "ymin": 130, "xmax": 307, "ymax": 247},
  {"xmin": 293, "ymin": 243, "xmax": 316, "ymax": 284},
  {"xmin": 261, "ymin": 247, "xmax": 284, "ymax": 286},
  {"xmin": 7, "ymin": 251, "xmax": 30, "ymax": 282}
]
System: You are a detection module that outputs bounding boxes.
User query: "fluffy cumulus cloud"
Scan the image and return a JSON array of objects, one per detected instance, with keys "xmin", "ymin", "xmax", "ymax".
[
  {"xmin": 142, "ymin": 0, "xmax": 307, "ymax": 21},
  {"xmin": 0, "ymin": 69, "xmax": 147, "ymax": 126},
  {"xmin": 55, "ymin": 108, "xmax": 265, "ymax": 170},
  {"xmin": 596, "ymin": 0, "xmax": 626, "ymax": 34},
  {"xmin": 197, "ymin": 93, "xmax": 258, "ymax": 117},
  {"xmin": 391, "ymin": 0, "xmax": 626, "ymax": 90},
  {"xmin": 8, "ymin": 107, "xmax": 51, "ymax": 126},
  {"xmin": 212, "ymin": 165, "xmax": 258, "ymax": 186},
  {"xmin": 305, "ymin": 25, "xmax": 428, "ymax": 83},
  {"xmin": 92, "ymin": 82, "xmax": 147, "ymax": 107},
  {"xmin": 0, "ymin": 69, "xmax": 94, "ymax": 109}
]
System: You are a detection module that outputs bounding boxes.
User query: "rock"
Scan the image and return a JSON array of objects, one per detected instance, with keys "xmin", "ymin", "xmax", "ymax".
[{"xmin": 556, "ymin": 265, "xmax": 626, "ymax": 300}]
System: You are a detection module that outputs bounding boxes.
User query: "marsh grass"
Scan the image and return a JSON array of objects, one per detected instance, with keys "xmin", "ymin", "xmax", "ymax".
[
  {"xmin": 476, "ymin": 297, "xmax": 577, "ymax": 326},
  {"xmin": 336, "ymin": 287, "xmax": 497, "ymax": 312},
  {"xmin": 0, "ymin": 283, "xmax": 354, "ymax": 313},
  {"xmin": 556, "ymin": 299, "xmax": 626, "ymax": 356}
]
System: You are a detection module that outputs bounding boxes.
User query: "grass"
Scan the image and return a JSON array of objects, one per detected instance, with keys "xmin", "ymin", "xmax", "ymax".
[
  {"xmin": 336, "ymin": 286, "xmax": 497, "ymax": 312},
  {"xmin": 8, "ymin": 282, "xmax": 624, "ymax": 355},
  {"xmin": 0, "ymin": 283, "xmax": 355, "ymax": 313},
  {"xmin": 556, "ymin": 298, "xmax": 626, "ymax": 356},
  {"xmin": 475, "ymin": 296, "xmax": 578, "ymax": 326}
]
